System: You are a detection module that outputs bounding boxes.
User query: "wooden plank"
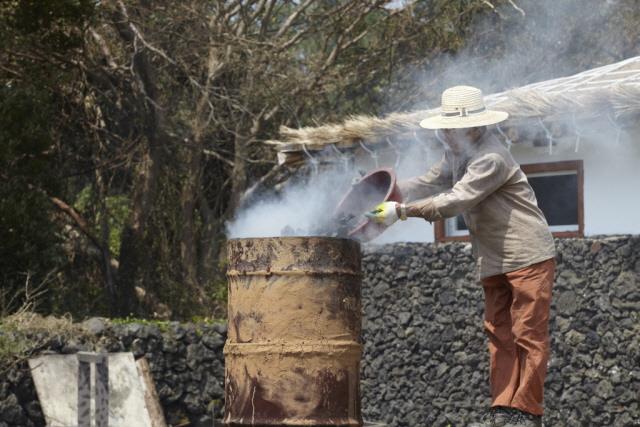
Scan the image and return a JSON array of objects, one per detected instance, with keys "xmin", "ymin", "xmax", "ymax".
[{"xmin": 136, "ymin": 357, "xmax": 168, "ymax": 427}]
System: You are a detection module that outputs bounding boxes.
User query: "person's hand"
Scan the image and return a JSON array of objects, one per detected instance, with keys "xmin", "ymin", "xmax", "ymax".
[{"xmin": 365, "ymin": 202, "xmax": 400, "ymax": 226}]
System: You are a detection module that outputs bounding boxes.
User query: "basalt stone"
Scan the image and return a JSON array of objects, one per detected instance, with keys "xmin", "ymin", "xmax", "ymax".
[
  {"xmin": 97, "ymin": 335, "xmax": 125, "ymax": 352},
  {"xmin": 183, "ymin": 392, "xmax": 206, "ymax": 414},
  {"xmin": 397, "ymin": 312, "xmax": 412, "ymax": 327},
  {"xmin": 82, "ymin": 317, "xmax": 108, "ymax": 335},
  {"xmin": 186, "ymin": 343, "xmax": 217, "ymax": 368},
  {"xmin": 556, "ymin": 290, "xmax": 578, "ymax": 315},
  {"xmin": 617, "ymin": 388, "xmax": 636, "ymax": 404},
  {"xmin": 23, "ymin": 400, "xmax": 44, "ymax": 422},
  {"xmin": 123, "ymin": 322, "xmax": 144, "ymax": 338},
  {"xmin": 565, "ymin": 330, "xmax": 586, "ymax": 346},
  {"xmin": 595, "ymin": 379, "xmax": 614, "ymax": 399},
  {"xmin": 145, "ymin": 324, "xmax": 162, "ymax": 339},
  {"xmin": 168, "ymin": 322, "xmax": 187, "ymax": 340},
  {"xmin": 147, "ymin": 355, "xmax": 167, "ymax": 373},
  {"xmin": 6, "ymin": 369, "xmax": 24, "ymax": 386},
  {"xmin": 615, "ymin": 243, "xmax": 632, "ymax": 258},
  {"xmin": 44, "ymin": 335, "xmax": 65, "ymax": 351},
  {"xmin": 613, "ymin": 271, "xmax": 639, "ymax": 299},
  {"xmin": 188, "ymin": 368, "xmax": 204, "ymax": 383},
  {"xmin": 157, "ymin": 381, "xmax": 183, "ymax": 404},
  {"xmin": 201, "ymin": 333, "xmax": 224, "ymax": 351},
  {"xmin": 616, "ymin": 413, "xmax": 635, "ymax": 426},
  {"xmin": 145, "ymin": 336, "xmax": 161, "ymax": 352},
  {"xmin": 162, "ymin": 337, "xmax": 181, "ymax": 353},
  {"xmin": 131, "ymin": 338, "xmax": 147, "ymax": 357},
  {"xmin": 14, "ymin": 376, "xmax": 36, "ymax": 403},
  {"xmin": 0, "ymin": 394, "xmax": 26, "ymax": 424},
  {"xmin": 202, "ymin": 375, "xmax": 224, "ymax": 398}
]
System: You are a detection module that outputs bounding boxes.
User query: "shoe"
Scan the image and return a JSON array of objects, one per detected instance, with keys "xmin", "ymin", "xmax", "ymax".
[
  {"xmin": 468, "ymin": 407, "xmax": 514, "ymax": 427},
  {"xmin": 503, "ymin": 409, "xmax": 542, "ymax": 427}
]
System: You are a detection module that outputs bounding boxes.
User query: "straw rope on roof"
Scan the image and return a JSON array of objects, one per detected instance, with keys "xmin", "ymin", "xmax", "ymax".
[{"xmin": 266, "ymin": 55, "xmax": 640, "ymax": 159}]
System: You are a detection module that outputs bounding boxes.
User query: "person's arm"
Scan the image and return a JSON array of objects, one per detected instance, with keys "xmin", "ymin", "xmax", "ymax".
[
  {"xmin": 405, "ymin": 153, "xmax": 513, "ymax": 221},
  {"xmin": 397, "ymin": 156, "xmax": 452, "ymax": 203}
]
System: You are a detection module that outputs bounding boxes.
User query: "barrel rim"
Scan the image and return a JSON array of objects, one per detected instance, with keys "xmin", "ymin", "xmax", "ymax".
[{"xmin": 227, "ymin": 236, "xmax": 361, "ymax": 246}]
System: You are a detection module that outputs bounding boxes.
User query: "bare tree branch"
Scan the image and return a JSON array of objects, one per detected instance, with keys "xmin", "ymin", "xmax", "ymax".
[{"xmin": 274, "ymin": 0, "xmax": 315, "ymax": 38}]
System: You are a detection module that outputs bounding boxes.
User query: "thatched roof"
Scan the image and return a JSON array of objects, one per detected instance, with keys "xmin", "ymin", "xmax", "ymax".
[{"xmin": 266, "ymin": 55, "xmax": 640, "ymax": 161}]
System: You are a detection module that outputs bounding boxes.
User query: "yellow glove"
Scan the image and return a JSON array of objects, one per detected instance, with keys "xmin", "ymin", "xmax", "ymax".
[{"xmin": 365, "ymin": 202, "xmax": 404, "ymax": 226}]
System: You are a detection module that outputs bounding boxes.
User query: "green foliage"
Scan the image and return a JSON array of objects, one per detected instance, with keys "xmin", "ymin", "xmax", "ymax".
[
  {"xmin": 46, "ymin": 269, "xmax": 110, "ymax": 319},
  {"xmin": 110, "ymin": 316, "xmax": 225, "ymax": 333},
  {"xmin": 4, "ymin": 0, "xmax": 512, "ymax": 319},
  {"xmin": 0, "ymin": 330, "xmax": 29, "ymax": 365},
  {"xmin": 75, "ymin": 186, "xmax": 131, "ymax": 257},
  {"xmin": 0, "ymin": 86, "xmax": 57, "ymax": 188},
  {"xmin": 0, "ymin": 86, "xmax": 62, "ymax": 312},
  {"xmin": 6, "ymin": 0, "xmax": 95, "ymax": 43},
  {"xmin": 1, "ymin": 0, "xmax": 639, "ymax": 321},
  {"xmin": 105, "ymin": 195, "xmax": 131, "ymax": 257},
  {"xmin": 0, "ymin": 312, "xmax": 87, "ymax": 369},
  {"xmin": 210, "ymin": 280, "xmax": 228, "ymax": 309},
  {"xmin": 110, "ymin": 317, "xmax": 172, "ymax": 332}
]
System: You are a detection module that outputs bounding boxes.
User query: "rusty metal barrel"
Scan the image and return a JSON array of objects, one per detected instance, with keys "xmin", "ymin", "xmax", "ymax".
[{"xmin": 224, "ymin": 237, "xmax": 363, "ymax": 426}]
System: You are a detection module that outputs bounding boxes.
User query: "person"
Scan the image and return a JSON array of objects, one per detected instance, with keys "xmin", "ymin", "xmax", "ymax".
[{"xmin": 367, "ymin": 86, "xmax": 556, "ymax": 427}]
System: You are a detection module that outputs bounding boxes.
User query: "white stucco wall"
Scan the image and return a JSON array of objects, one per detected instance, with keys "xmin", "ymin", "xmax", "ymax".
[
  {"xmin": 373, "ymin": 217, "xmax": 435, "ymax": 243},
  {"xmin": 370, "ymin": 124, "xmax": 640, "ymax": 243},
  {"xmin": 511, "ymin": 129, "xmax": 640, "ymax": 236}
]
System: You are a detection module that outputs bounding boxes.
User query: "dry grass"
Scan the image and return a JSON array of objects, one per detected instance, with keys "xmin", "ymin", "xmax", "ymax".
[
  {"xmin": 0, "ymin": 271, "xmax": 50, "ymax": 318},
  {"xmin": 271, "ymin": 84, "xmax": 640, "ymax": 148},
  {"xmin": 0, "ymin": 312, "xmax": 90, "ymax": 377},
  {"xmin": 1, "ymin": 311, "xmax": 81, "ymax": 337},
  {"xmin": 0, "ymin": 273, "xmax": 89, "ymax": 372},
  {"xmin": 0, "ymin": 312, "xmax": 85, "ymax": 371}
]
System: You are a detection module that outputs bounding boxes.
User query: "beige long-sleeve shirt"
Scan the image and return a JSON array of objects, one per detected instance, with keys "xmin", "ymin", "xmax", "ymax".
[{"xmin": 399, "ymin": 135, "xmax": 555, "ymax": 279}]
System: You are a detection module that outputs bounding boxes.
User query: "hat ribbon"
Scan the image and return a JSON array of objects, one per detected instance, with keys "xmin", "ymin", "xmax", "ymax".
[{"xmin": 442, "ymin": 106, "xmax": 486, "ymax": 117}]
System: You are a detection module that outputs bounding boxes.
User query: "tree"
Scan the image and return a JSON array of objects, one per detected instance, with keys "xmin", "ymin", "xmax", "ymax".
[
  {"xmin": 8, "ymin": 0, "xmax": 607, "ymax": 318},
  {"xmin": 0, "ymin": 0, "xmax": 100, "ymax": 315}
]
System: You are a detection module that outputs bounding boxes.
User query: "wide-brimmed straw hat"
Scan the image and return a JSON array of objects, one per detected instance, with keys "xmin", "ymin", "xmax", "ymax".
[{"xmin": 419, "ymin": 85, "xmax": 508, "ymax": 130}]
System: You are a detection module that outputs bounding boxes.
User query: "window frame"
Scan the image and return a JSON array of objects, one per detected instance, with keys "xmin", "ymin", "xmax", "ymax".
[{"xmin": 434, "ymin": 160, "xmax": 584, "ymax": 242}]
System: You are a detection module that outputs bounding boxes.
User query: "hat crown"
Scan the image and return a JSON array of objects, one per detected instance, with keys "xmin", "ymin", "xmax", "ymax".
[
  {"xmin": 419, "ymin": 85, "xmax": 507, "ymax": 129},
  {"xmin": 440, "ymin": 85, "xmax": 485, "ymax": 115}
]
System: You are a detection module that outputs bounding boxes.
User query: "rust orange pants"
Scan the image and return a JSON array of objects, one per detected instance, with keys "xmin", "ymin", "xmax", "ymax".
[{"xmin": 481, "ymin": 258, "xmax": 556, "ymax": 416}]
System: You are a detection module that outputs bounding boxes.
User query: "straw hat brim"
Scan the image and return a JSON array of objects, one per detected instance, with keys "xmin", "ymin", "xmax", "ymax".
[{"xmin": 419, "ymin": 110, "xmax": 509, "ymax": 130}]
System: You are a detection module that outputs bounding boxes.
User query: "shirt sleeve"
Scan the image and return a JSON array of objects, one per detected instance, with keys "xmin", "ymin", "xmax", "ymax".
[
  {"xmin": 408, "ymin": 153, "xmax": 513, "ymax": 221},
  {"xmin": 397, "ymin": 156, "xmax": 452, "ymax": 203}
]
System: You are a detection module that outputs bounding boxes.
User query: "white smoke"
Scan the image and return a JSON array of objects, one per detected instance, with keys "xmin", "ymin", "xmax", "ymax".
[
  {"xmin": 227, "ymin": 163, "xmax": 357, "ymax": 238},
  {"xmin": 398, "ymin": 0, "xmax": 621, "ymax": 105},
  {"xmin": 228, "ymin": 0, "xmax": 639, "ymax": 241}
]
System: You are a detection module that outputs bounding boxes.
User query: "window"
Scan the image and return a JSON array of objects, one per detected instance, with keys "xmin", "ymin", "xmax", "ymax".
[{"xmin": 435, "ymin": 160, "xmax": 584, "ymax": 242}]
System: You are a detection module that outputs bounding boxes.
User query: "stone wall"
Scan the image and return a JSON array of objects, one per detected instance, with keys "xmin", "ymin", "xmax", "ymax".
[
  {"xmin": 360, "ymin": 236, "xmax": 640, "ymax": 426},
  {"xmin": 1, "ymin": 236, "xmax": 639, "ymax": 427}
]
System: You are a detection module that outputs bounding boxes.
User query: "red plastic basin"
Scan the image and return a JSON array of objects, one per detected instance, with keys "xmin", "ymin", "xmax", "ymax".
[{"xmin": 334, "ymin": 168, "xmax": 403, "ymax": 242}]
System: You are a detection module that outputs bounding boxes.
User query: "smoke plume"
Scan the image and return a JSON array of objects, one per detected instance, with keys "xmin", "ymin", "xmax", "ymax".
[{"xmin": 228, "ymin": 0, "xmax": 639, "ymax": 242}]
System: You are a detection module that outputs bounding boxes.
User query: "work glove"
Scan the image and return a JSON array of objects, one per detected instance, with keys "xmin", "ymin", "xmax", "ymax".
[{"xmin": 365, "ymin": 201, "xmax": 403, "ymax": 226}]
